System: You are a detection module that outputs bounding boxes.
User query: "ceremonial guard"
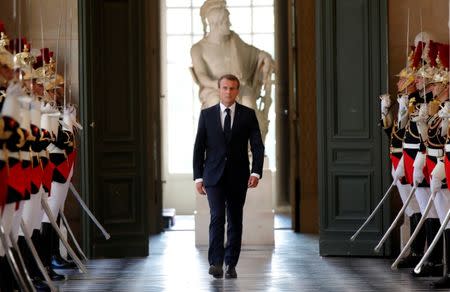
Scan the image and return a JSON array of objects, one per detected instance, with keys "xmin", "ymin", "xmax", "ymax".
[
  {"xmin": 405, "ymin": 40, "xmax": 444, "ymax": 277},
  {"xmin": 381, "ymin": 45, "xmax": 424, "ymax": 269},
  {"xmin": 429, "ymin": 42, "xmax": 450, "ymax": 288},
  {"xmin": 0, "ymin": 20, "xmax": 90, "ymax": 291},
  {"xmin": 420, "ymin": 41, "xmax": 450, "ymax": 278}
]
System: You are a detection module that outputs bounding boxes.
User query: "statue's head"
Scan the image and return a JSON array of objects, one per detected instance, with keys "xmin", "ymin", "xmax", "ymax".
[
  {"xmin": 207, "ymin": 8, "xmax": 231, "ymax": 36},
  {"xmin": 200, "ymin": 0, "xmax": 230, "ymax": 37}
]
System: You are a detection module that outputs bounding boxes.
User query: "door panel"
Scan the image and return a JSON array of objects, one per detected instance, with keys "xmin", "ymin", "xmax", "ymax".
[
  {"xmin": 316, "ymin": 0, "xmax": 390, "ymax": 256},
  {"xmin": 79, "ymin": 0, "xmax": 161, "ymax": 258}
]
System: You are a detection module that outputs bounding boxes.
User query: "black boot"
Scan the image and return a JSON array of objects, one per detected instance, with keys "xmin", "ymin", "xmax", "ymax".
[
  {"xmin": 41, "ymin": 222, "xmax": 65, "ymax": 281},
  {"xmin": 20, "ymin": 232, "xmax": 54, "ymax": 291},
  {"xmin": 397, "ymin": 213, "xmax": 426, "ymax": 268},
  {"xmin": 0, "ymin": 255, "xmax": 14, "ymax": 292},
  {"xmin": 32, "ymin": 277, "xmax": 51, "ymax": 292},
  {"xmin": 411, "ymin": 218, "xmax": 444, "ymax": 277},
  {"xmin": 50, "ymin": 215, "xmax": 76, "ymax": 269},
  {"xmin": 431, "ymin": 229, "xmax": 450, "ymax": 288},
  {"xmin": 426, "ymin": 218, "xmax": 443, "ymax": 266},
  {"xmin": 40, "ymin": 222, "xmax": 53, "ymax": 267},
  {"xmin": 32, "ymin": 228, "xmax": 44, "ymax": 264},
  {"xmin": 18, "ymin": 235, "xmax": 40, "ymax": 278},
  {"xmin": 52, "ymin": 253, "xmax": 77, "ymax": 269}
]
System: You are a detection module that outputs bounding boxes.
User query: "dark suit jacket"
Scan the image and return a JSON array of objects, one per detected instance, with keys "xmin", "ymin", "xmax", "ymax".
[{"xmin": 193, "ymin": 102, "xmax": 265, "ymax": 187}]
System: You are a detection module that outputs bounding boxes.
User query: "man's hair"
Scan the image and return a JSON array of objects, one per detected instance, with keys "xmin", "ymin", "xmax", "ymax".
[{"xmin": 218, "ymin": 74, "xmax": 240, "ymax": 89}]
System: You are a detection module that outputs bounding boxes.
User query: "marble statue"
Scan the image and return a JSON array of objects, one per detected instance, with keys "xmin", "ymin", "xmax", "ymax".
[{"xmin": 190, "ymin": 0, "xmax": 275, "ymax": 144}]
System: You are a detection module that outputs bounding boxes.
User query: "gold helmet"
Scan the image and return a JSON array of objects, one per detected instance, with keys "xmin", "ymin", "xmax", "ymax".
[{"xmin": 396, "ymin": 68, "xmax": 415, "ymax": 92}]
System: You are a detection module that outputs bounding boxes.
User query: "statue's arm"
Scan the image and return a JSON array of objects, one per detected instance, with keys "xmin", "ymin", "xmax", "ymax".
[
  {"xmin": 257, "ymin": 50, "xmax": 275, "ymax": 81},
  {"xmin": 190, "ymin": 45, "xmax": 218, "ymax": 89}
]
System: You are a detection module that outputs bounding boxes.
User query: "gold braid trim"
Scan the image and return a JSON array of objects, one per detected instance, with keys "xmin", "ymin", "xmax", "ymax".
[{"xmin": 406, "ymin": 121, "xmax": 420, "ymax": 139}]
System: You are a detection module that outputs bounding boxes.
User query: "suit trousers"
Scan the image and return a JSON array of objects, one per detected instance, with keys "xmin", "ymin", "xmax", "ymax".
[{"xmin": 205, "ymin": 166, "xmax": 248, "ymax": 267}]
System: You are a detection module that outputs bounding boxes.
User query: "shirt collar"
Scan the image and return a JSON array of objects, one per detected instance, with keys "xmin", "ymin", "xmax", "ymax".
[{"xmin": 220, "ymin": 102, "xmax": 236, "ymax": 113}]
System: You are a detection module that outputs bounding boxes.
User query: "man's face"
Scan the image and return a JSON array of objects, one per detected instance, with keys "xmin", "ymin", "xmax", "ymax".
[
  {"xmin": 0, "ymin": 65, "xmax": 13, "ymax": 82},
  {"xmin": 431, "ymin": 82, "xmax": 443, "ymax": 97},
  {"xmin": 219, "ymin": 78, "xmax": 239, "ymax": 106},
  {"xmin": 415, "ymin": 76, "xmax": 426, "ymax": 90}
]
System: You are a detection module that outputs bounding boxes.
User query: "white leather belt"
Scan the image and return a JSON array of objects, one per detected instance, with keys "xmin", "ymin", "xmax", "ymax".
[
  {"xmin": 446, "ymin": 144, "xmax": 450, "ymax": 153},
  {"xmin": 427, "ymin": 148, "xmax": 444, "ymax": 157},
  {"xmin": 20, "ymin": 151, "xmax": 31, "ymax": 161},
  {"xmin": 47, "ymin": 144, "xmax": 65, "ymax": 154},
  {"xmin": 390, "ymin": 147, "xmax": 403, "ymax": 154},
  {"xmin": 3, "ymin": 151, "xmax": 20, "ymax": 160},
  {"xmin": 403, "ymin": 143, "xmax": 420, "ymax": 150}
]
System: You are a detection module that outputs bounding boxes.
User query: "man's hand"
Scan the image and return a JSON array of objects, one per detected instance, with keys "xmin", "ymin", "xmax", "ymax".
[
  {"xmin": 248, "ymin": 176, "xmax": 259, "ymax": 188},
  {"xmin": 196, "ymin": 181, "xmax": 207, "ymax": 195}
]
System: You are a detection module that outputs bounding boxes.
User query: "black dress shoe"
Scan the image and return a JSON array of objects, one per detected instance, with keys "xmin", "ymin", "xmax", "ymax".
[
  {"xmin": 51, "ymin": 254, "xmax": 77, "ymax": 269},
  {"xmin": 225, "ymin": 265, "xmax": 237, "ymax": 279},
  {"xmin": 208, "ymin": 265, "xmax": 223, "ymax": 278},
  {"xmin": 431, "ymin": 275, "xmax": 450, "ymax": 289},
  {"xmin": 46, "ymin": 266, "xmax": 66, "ymax": 281},
  {"xmin": 396, "ymin": 254, "xmax": 422, "ymax": 269}
]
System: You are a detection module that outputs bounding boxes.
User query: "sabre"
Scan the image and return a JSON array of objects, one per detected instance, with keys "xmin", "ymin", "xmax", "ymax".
[
  {"xmin": 391, "ymin": 191, "xmax": 436, "ymax": 270},
  {"xmin": 0, "ymin": 220, "xmax": 29, "ymax": 291},
  {"xmin": 350, "ymin": 180, "xmax": 397, "ymax": 241},
  {"xmin": 374, "ymin": 185, "xmax": 417, "ymax": 252},
  {"xmin": 414, "ymin": 207, "xmax": 450, "ymax": 274},
  {"xmin": 41, "ymin": 196, "xmax": 87, "ymax": 273},
  {"xmin": 69, "ymin": 183, "xmax": 111, "ymax": 240},
  {"xmin": 9, "ymin": 233, "xmax": 36, "ymax": 292},
  {"xmin": 59, "ymin": 208, "xmax": 88, "ymax": 261},
  {"xmin": 20, "ymin": 220, "xmax": 57, "ymax": 292}
]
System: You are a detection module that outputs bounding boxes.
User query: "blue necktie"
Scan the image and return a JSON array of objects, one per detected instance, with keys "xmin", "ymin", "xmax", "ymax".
[{"xmin": 224, "ymin": 108, "xmax": 231, "ymax": 141}]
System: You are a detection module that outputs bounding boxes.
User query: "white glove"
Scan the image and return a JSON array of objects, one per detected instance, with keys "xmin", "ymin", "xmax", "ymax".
[
  {"xmin": 417, "ymin": 103, "xmax": 429, "ymax": 120},
  {"xmin": 438, "ymin": 102, "xmax": 450, "ymax": 118},
  {"xmin": 430, "ymin": 159, "xmax": 445, "ymax": 193},
  {"xmin": 413, "ymin": 167, "xmax": 425, "ymax": 185},
  {"xmin": 439, "ymin": 102, "xmax": 450, "ymax": 137},
  {"xmin": 393, "ymin": 156, "xmax": 405, "ymax": 182},
  {"xmin": 380, "ymin": 94, "xmax": 391, "ymax": 118},
  {"xmin": 397, "ymin": 94, "xmax": 409, "ymax": 129},
  {"xmin": 413, "ymin": 152, "xmax": 426, "ymax": 185},
  {"xmin": 431, "ymin": 160, "xmax": 446, "ymax": 181},
  {"xmin": 415, "ymin": 104, "xmax": 429, "ymax": 140},
  {"xmin": 430, "ymin": 176, "xmax": 442, "ymax": 193}
]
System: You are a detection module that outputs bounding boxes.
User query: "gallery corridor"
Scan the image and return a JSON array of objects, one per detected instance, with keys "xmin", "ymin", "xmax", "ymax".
[{"xmin": 55, "ymin": 226, "xmax": 439, "ymax": 291}]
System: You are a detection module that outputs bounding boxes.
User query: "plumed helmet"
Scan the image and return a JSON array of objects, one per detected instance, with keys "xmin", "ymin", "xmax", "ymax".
[
  {"xmin": 438, "ymin": 43, "xmax": 450, "ymax": 70},
  {"xmin": 414, "ymin": 31, "xmax": 435, "ymax": 47},
  {"xmin": 412, "ymin": 41, "xmax": 425, "ymax": 70},
  {"xmin": 428, "ymin": 40, "xmax": 439, "ymax": 67}
]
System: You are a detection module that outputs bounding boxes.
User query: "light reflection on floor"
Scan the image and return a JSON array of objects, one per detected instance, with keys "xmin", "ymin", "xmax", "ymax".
[{"xmin": 168, "ymin": 213, "xmax": 291, "ymax": 231}]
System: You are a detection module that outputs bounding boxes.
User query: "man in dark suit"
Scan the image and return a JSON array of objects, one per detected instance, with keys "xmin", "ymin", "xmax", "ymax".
[{"xmin": 193, "ymin": 74, "xmax": 264, "ymax": 279}]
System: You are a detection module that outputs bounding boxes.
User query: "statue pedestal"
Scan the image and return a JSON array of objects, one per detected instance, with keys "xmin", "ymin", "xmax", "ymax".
[{"xmin": 195, "ymin": 158, "xmax": 274, "ymax": 246}]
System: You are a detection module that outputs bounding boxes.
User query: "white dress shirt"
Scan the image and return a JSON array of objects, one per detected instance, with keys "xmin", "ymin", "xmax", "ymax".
[{"xmin": 220, "ymin": 102, "xmax": 236, "ymax": 130}]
